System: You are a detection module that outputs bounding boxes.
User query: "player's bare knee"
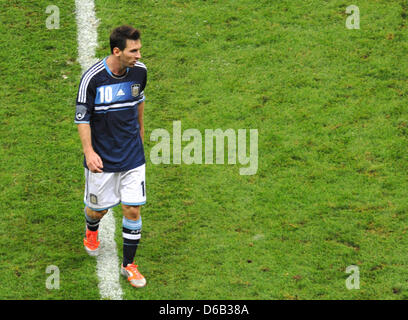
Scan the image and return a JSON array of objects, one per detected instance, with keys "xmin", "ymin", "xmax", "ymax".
[
  {"xmin": 87, "ymin": 208, "xmax": 108, "ymax": 220},
  {"xmin": 94, "ymin": 210, "xmax": 107, "ymax": 219},
  {"xmin": 123, "ymin": 205, "xmax": 141, "ymax": 220}
]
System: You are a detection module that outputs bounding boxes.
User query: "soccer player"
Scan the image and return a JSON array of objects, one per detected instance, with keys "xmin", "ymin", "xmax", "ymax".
[{"xmin": 75, "ymin": 25, "xmax": 147, "ymax": 288}]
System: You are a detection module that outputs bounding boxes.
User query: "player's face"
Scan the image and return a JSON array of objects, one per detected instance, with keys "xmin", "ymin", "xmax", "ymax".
[{"xmin": 120, "ymin": 39, "xmax": 142, "ymax": 68}]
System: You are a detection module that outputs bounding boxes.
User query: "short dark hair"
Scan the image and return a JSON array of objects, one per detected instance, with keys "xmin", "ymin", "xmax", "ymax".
[{"xmin": 110, "ymin": 25, "xmax": 141, "ymax": 53}]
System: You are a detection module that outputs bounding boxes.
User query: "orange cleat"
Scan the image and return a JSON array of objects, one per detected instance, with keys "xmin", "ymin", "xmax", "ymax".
[
  {"xmin": 83, "ymin": 229, "xmax": 100, "ymax": 256},
  {"xmin": 121, "ymin": 263, "xmax": 146, "ymax": 288}
]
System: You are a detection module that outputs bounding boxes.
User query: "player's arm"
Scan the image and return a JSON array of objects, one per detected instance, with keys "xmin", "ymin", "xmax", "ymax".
[
  {"xmin": 138, "ymin": 101, "xmax": 145, "ymax": 144},
  {"xmin": 75, "ymin": 75, "xmax": 103, "ymax": 173},
  {"xmin": 77, "ymin": 123, "xmax": 103, "ymax": 173}
]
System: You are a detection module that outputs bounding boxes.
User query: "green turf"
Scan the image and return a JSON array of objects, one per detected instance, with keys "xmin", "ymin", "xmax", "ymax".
[{"xmin": 1, "ymin": 0, "xmax": 408, "ymax": 299}]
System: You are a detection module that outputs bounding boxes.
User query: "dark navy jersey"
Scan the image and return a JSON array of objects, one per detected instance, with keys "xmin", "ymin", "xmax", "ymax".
[{"xmin": 75, "ymin": 57, "xmax": 147, "ymax": 172}]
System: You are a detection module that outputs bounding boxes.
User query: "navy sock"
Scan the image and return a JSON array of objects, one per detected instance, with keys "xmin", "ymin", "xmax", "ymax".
[{"xmin": 122, "ymin": 217, "xmax": 142, "ymax": 266}]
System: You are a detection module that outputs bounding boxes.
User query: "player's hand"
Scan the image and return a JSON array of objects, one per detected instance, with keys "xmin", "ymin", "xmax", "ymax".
[{"xmin": 85, "ymin": 150, "xmax": 104, "ymax": 173}]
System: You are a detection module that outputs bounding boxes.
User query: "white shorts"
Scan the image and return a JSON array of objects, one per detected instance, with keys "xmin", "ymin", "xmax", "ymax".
[{"xmin": 84, "ymin": 164, "xmax": 146, "ymax": 211}]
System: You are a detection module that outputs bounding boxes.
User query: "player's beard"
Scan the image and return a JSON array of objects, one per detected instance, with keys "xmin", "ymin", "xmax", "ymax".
[
  {"xmin": 125, "ymin": 57, "xmax": 136, "ymax": 68},
  {"xmin": 119, "ymin": 57, "xmax": 133, "ymax": 71}
]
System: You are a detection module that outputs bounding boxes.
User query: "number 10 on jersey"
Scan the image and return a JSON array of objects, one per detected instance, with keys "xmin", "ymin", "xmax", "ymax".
[{"xmin": 98, "ymin": 86, "xmax": 113, "ymax": 103}]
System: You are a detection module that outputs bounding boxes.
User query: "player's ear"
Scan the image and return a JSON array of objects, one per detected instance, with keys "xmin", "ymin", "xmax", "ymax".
[{"xmin": 112, "ymin": 47, "xmax": 122, "ymax": 56}]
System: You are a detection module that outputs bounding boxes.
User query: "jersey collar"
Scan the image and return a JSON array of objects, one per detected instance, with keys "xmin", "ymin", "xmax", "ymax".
[{"xmin": 103, "ymin": 57, "xmax": 129, "ymax": 79}]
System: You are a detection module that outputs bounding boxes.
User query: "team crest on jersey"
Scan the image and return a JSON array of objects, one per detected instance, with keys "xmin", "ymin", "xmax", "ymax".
[
  {"xmin": 89, "ymin": 194, "xmax": 98, "ymax": 205},
  {"xmin": 131, "ymin": 84, "xmax": 140, "ymax": 97}
]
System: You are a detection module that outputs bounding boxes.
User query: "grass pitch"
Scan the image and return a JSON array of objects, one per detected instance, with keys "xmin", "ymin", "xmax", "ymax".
[{"xmin": 1, "ymin": 0, "xmax": 408, "ymax": 300}]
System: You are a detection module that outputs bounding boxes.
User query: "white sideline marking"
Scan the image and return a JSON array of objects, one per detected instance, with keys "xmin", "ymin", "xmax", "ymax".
[
  {"xmin": 96, "ymin": 209, "xmax": 123, "ymax": 300},
  {"xmin": 75, "ymin": 1, "xmax": 123, "ymax": 300},
  {"xmin": 75, "ymin": 0, "xmax": 100, "ymax": 73}
]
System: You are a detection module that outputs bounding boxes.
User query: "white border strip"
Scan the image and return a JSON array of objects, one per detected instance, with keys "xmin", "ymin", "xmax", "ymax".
[
  {"xmin": 75, "ymin": 0, "xmax": 123, "ymax": 300},
  {"xmin": 75, "ymin": 0, "xmax": 100, "ymax": 74},
  {"xmin": 95, "ymin": 99, "xmax": 142, "ymax": 111},
  {"xmin": 96, "ymin": 209, "xmax": 123, "ymax": 300}
]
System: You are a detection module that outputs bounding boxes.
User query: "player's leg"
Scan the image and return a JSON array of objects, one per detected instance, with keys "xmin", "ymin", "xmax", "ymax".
[
  {"xmin": 83, "ymin": 168, "xmax": 120, "ymax": 256},
  {"xmin": 119, "ymin": 164, "xmax": 146, "ymax": 287},
  {"xmin": 122, "ymin": 204, "xmax": 142, "ymax": 266},
  {"xmin": 83, "ymin": 207, "xmax": 107, "ymax": 256},
  {"xmin": 85, "ymin": 206, "xmax": 107, "ymax": 231},
  {"xmin": 121, "ymin": 205, "xmax": 146, "ymax": 287}
]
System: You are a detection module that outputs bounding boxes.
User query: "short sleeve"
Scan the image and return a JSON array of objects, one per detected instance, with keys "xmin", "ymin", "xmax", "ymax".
[
  {"xmin": 140, "ymin": 68, "xmax": 147, "ymax": 99},
  {"xmin": 134, "ymin": 62, "xmax": 147, "ymax": 102},
  {"xmin": 75, "ymin": 77, "xmax": 95, "ymax": 124}
]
